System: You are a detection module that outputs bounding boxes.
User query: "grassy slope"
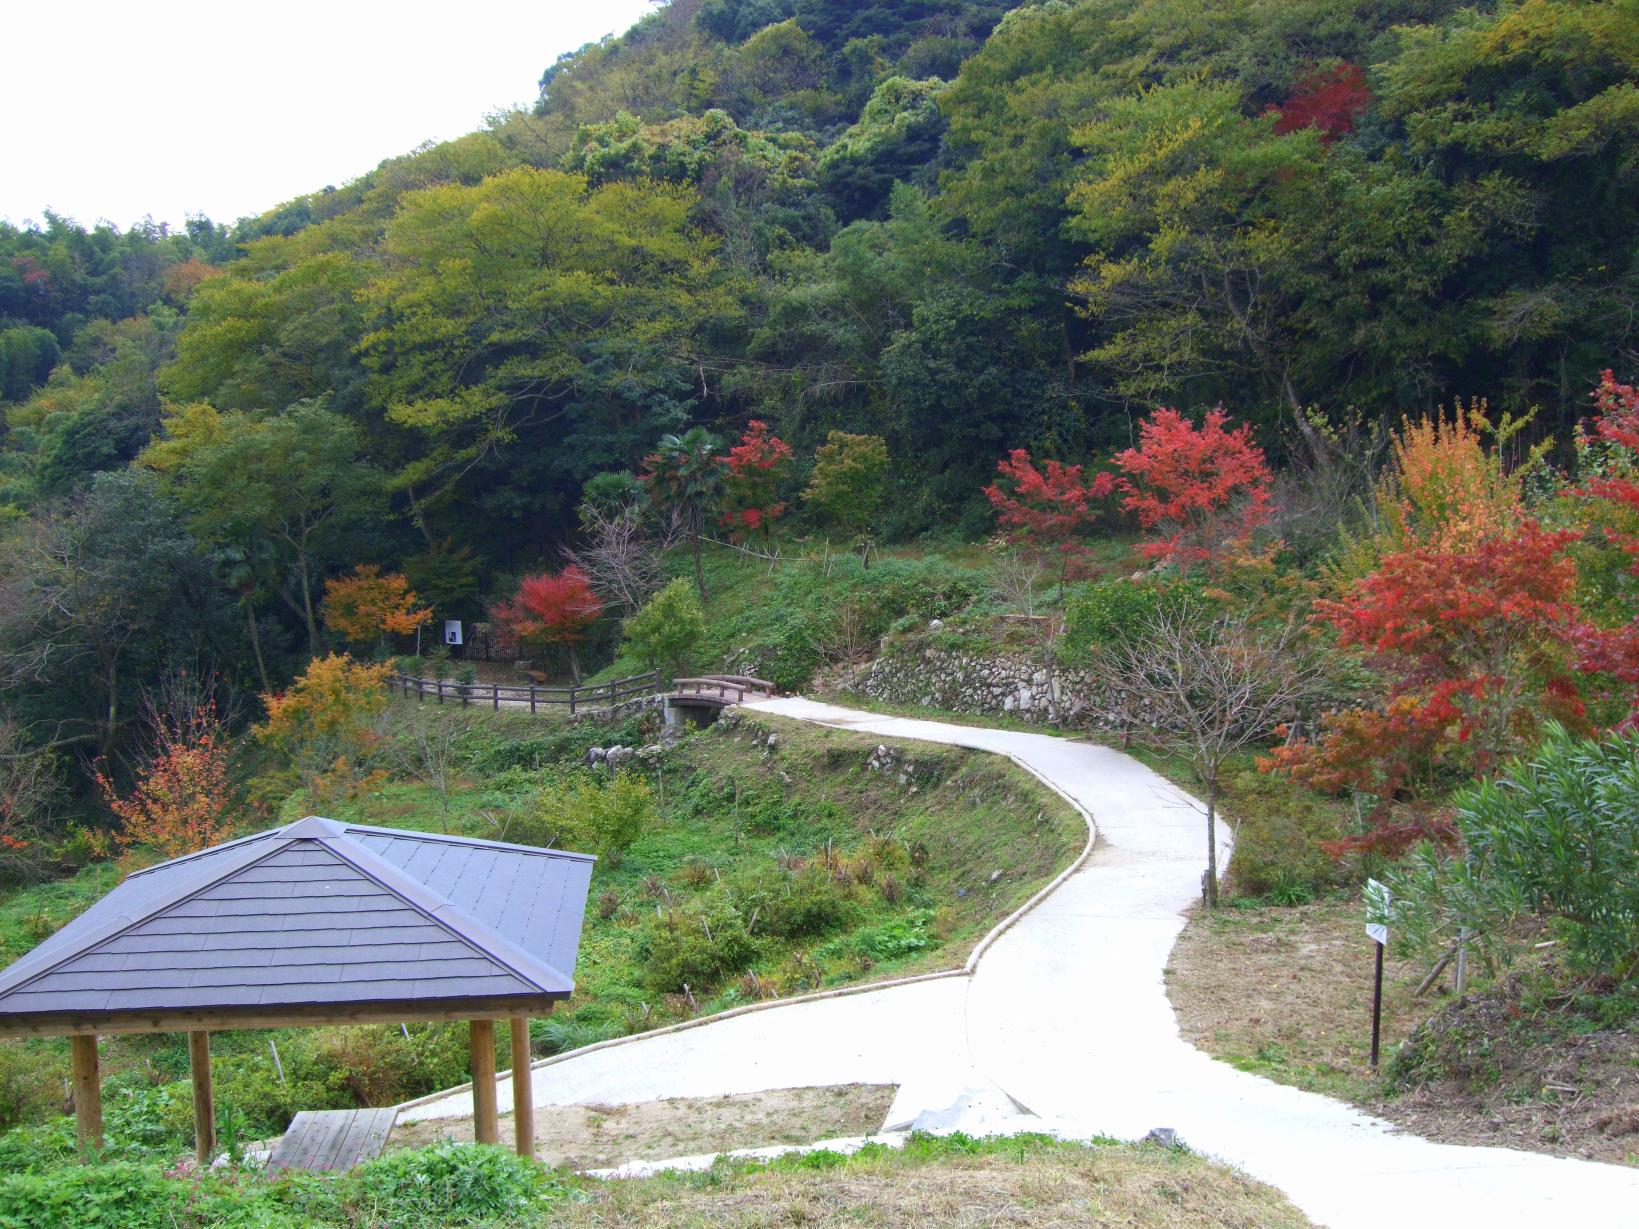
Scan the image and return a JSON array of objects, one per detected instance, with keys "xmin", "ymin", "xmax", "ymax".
[{"xmin": 0, "ymin": 704, "xmax": 1083, "ymax": 1161}]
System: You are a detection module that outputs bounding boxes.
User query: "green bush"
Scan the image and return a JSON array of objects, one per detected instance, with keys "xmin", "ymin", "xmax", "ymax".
[
  {"xmin": 1062, "ymin": 577, "xmax": 1199, "ymax": 659},
  {"xmin": 739, "ymin": 865, "xmax": 861, "ymax": 940},
  {"xmin": 1224, "ymin": 771, "xmax": 1346, "ymax": 901},
  {"xmin": 527, "ymin": 770, "xmax": 656, "ymax": 865},
  {"xmin": 1389, "ymin": 724, "xmax": 1639, "ymax": 980},
  {"xmin": 639, "ymin": 898, "xmax": 758, "ymax": 994},
  {"xmin": 622, "ymin": 578, "xmax": 706, "ymax": 676},
  {"xmin": 348, "ymin": 1140, "xmax": 558, "ymax": 1227}
]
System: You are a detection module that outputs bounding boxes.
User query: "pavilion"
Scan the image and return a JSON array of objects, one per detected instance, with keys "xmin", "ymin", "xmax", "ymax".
[{"xmin": 0, "ymin": 816, "xmax": 594, "ymax": 1162}]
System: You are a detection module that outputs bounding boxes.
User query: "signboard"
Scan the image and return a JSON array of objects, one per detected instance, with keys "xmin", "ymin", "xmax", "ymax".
[
  {"xmin": 1365, "ymin": 878, "xmax": 1391, "ymax": 947},
  {"xmin": 443, "ymin": 620, "xmax": 463, "ymax": 647}
]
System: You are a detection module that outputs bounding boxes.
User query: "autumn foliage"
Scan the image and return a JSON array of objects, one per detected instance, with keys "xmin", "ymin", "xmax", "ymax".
[
  {"xmin": 257, "ymin": 654, "xmax": 392, "ymax": 805},
  {"xmin": 719, "ymin": 420, "xmax": 793, "ymax": 541},
  {"xmin": 1113, "ymin": 407, "xmax": 1272, "ymax": 564},
  {"xmin": 321, "ymin": 564, "xmax": 432, "ymax": 647},
  {"xmin": 985, "ymin": 450, "xmax": 1114, "ymax": 581},
  {"xmin": 1274, "ymin": 62, "xmax": 1372, "ymax": 142},
  {"xmin": 490, "ymin": 568, "xmax": 603, "ymax": 655},
  {"xmin": 98, "ymin": 699, "xmax": 236, "ymax": 860},
  {"xmin": 1571, "ymin": 372, "xmax": 1639, "ymax": 716},
  {"xmin": 1269, "ymin": 523, "xmax": 1587, "ymax": 850}
]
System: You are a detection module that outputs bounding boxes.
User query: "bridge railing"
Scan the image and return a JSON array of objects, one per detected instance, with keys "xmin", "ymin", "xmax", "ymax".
[
  {"xmin": 669, "ymin": 675, "xmax": 774, "ymax": 705},
  {"xmin": 389, "ymin": 669, "xmax": 662, "ymax": 715}
]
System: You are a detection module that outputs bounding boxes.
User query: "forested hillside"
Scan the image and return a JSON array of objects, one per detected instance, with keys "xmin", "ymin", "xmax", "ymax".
[{"xmin": 1, "ymin": 0, "xmax": 1636, "ymax": 810}]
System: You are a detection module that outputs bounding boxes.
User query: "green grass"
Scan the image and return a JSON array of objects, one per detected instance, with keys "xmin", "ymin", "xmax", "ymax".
[
  {"xmin": 0, "ymin": 704, "xmax": 1083, "ymax": 1163},
  {"xmin": 0, "ymin": 1131, "xmax": 1319, "ymax": 1228}
]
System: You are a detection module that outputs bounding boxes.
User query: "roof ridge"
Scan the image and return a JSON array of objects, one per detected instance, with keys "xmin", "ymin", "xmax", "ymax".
[
  {"xmin": 314, "ymin": 833, "xmax": 574, "ymax": 995},
  {"xmin": 340, "ymin": 823, "xmax": 595, "ymax": 862}
]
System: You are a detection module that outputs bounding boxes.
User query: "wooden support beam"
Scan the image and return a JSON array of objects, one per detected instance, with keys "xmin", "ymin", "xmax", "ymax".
[
  {"xmin": 470, "ymin": 1020, "xmax": 498, "ymax": 1146},
  {"xmin": 69, "ymin": 1034, "xmax": 102, "ymax": 1152},
  {"xmin": 509, "ymin": 1016, "xmax": 533, "ymax": 1160},
  {"xmin": 189, "ymin": 1030, "xmax": 215, "ymax": 1164}
]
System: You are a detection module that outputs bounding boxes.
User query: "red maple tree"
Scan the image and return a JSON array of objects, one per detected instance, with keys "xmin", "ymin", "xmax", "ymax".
[
  {"xmin": 1113, "ymin": 407, "xmax": 1272, "ymax": 565},
  {"xmin": 97, "ymin": 698, "xmax": 237, "ymax": 860},
  {"xmin": 984, "ymin": 450, "xmax": 1115, "ymax": 590},
  {"xmin": 1266, "ymin": 522, "xmax": 1586, "ymax": 851},
  {"xmin": 718, "ymin": 420, "xmax": 793, "ymax": 543},
  {"xmin": 489, "ymin": 567, "xmax": 604, "ymax": 682},
  {"xmin": 1274, "ymin": 62, "xmax": 1373, "ymax": 142},
  {"xmin": 1570, "ymin": 371, "xmax": 1639, "ymax": 716}
]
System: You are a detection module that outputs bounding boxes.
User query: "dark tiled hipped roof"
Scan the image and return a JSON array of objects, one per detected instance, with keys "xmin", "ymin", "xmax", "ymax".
[{"xmin": 0, "ymin": 817, "xmax": 593, "ymax": 1034}]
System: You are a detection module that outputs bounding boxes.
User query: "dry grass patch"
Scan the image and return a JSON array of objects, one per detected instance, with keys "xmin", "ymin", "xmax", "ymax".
[
  {"xmin": 1165, "ymin": 896, "xmax": 1426, "ymax": 1101},
  {"xmin": 389, "ymin": 1084, "xmax": 894, "ymax": 1169},
  {"xmin": 558, "ymin": 1135, "xmax": 1317, "ymax": 1228}
]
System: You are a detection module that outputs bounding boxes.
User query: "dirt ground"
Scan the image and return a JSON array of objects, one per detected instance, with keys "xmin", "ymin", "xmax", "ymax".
[
  {"xmin": 1166, "ymin": 897, "xmax": 1639, "ymax": 1165},
  {"xmin": 553, "ymin": 1142, "xmax": 1318, "ymax": 1228},
  {"xmin": 388, "ymin": 1084, "xmax": 895, "ymax": 1169}
]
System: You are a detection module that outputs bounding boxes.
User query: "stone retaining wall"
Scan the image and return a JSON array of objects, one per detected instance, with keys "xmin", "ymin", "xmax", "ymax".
[{"xmin": 847, "ymin": 646, "xmax": 1113, "ymax": 728}]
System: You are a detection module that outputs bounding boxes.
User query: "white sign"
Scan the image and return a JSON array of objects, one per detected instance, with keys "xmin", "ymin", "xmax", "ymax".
[
  {"xmin": 443, "ymin": 619, "xmax": 463, "ymax": 647},
  {"xmin": 1365, "ymin": 878, "xmax": 1391, "ymax": 947}
]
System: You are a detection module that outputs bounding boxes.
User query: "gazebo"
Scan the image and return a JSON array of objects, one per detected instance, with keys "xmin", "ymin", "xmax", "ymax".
[{"xmin": 0, "ymin": 816, "xmax": 594, "ymax": 1163}]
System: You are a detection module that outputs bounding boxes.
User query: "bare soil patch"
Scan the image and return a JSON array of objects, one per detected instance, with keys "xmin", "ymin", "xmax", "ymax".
[
  {"xmin": 1165, "ymin": 897, "xmax": 1426, "ymax": 1102},
  {"xmin": 388, "ymin": 1083, "xmax": 894, "ymax": 1169},
  {"xmin": 1167, "ymin": 896, "xmax": 1639, "ymax": 1165},
  {"xmin": 555, "ymin": 1137, "xmax": 1318, "ymax": 1228}
]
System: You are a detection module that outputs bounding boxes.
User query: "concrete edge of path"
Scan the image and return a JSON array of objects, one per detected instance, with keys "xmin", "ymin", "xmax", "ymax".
[{"xmin": 393, "ymin": 705, "xmax": 1101, "ymax": 1115}]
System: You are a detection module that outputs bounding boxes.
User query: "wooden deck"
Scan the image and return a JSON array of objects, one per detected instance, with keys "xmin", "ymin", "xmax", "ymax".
[{"xmin": 267, "ymin": 1107, "xmax": 398, "ymax": 1173}]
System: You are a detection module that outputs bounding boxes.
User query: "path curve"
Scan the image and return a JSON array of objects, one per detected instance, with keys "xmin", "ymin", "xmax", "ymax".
[{"xmin": 403, "ymin": 699, "xmax": 1639, "ymax": 1227}]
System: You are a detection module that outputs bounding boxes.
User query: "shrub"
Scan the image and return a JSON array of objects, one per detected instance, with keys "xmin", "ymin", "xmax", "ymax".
[
  {"xmin": 639, "ymin": 898, "xmax": 758, "ymax": 994},
  {"xmin": 622, "ymin": 577, "xmax": 706, "ymax": 676},
  {"xmin": 740, "ymin": 864, "xmax": 861, "ymax": 940},
  {"xmin": 1389, "ymin": 724, "xmax": 1639, "ymax": 981},
  {"xmin": 1223, "ymin": 771, "xmax": 1346, "ymax": 900},
  {"xmin": 348, "ymin": 1141, "xmax": 559, "ymax": 1227},
  {"xmin": 256, "ymin": 654, "xmax": 392, "ymax": 805},
  {"xmin": 528, "ymin": 770, "xmax": 656, "ymax": 864}
]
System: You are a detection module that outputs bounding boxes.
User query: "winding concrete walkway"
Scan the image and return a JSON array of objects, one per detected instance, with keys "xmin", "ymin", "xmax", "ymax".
[{"xmin": 401, "ymin": 698, "xmax": 1639, "ymax": 1227}]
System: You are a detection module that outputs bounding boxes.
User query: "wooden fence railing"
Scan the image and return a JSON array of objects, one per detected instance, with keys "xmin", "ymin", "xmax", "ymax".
[
  {"xmin": 669, "ymin": 675, "xmax": 775, "ymax": 705},
  {"xmin": 389, "ymin": 669, "xmax": 662, "ymax": 716}
]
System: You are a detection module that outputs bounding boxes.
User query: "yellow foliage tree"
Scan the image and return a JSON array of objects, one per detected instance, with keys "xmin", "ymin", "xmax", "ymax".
[
  {"xmin": 321, "ymin": 564, "xmax": 433, "ymax": 649},
  {"xmin": 257, "ymin": 654, "xmax": 392, "ymax": 806}
]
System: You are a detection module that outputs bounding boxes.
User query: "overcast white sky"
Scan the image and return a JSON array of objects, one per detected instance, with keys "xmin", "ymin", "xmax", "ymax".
[{"xmin": 1, "ymin": 0, "xmax": 658, "ymax": 232}]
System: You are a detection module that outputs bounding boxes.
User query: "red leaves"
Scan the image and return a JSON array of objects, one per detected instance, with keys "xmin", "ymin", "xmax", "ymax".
[
  {"xmin": 489, "ymin": 567, "xmax": 603, "ymax": 653},
  {"xmin": 1113, "ymin": 407, "xmax": 1272, "ymax": 564},
  {"xmin": 1273, "ymin": 63, "xmax": 1372, "ymax": 143},
  {"xmin": 718, "ymin": 420, "xmax": 793, "ymax": 542},
  {"xmin": 984, "ymin": 450, "xmax": 1114, "ymax": 556},
  {"xmin": 1315, "ymin": 522, "xmax": 1582, "ymax": 663},
  {"xmin": 97, "ymin": 699, "xmax": 235, "ymax": 860}
]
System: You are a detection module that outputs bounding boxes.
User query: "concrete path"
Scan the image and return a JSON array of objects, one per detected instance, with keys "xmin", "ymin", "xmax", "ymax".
[{"xmin": 402, "ymin": 698, "xmax": 1639, "ymax": 1227}]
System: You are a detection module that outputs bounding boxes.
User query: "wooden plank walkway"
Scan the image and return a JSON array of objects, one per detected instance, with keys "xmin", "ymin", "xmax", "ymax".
[{"xmin": 267, "ymin": 1108, "xmax": 398, "ymax": 1173}]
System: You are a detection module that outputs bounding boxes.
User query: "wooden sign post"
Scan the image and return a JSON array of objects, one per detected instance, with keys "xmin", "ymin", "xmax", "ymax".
[{"xmin": 1365, "ymin": 878, "xmax": 1391, "ymax": 1068}]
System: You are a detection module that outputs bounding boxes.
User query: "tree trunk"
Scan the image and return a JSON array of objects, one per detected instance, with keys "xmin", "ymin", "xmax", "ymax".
[
  {"xmin": 1205, "ymin": 776, "xmax": 1220, "ymax": 909},
  {"xmin": 296, "ymin": 550, "xmax": 320, "ymax": 655},
  {"xmin": 691, "ymin": 512, "xmax": 708, "ymax": 600},
  {"xmin": 568, "ymin": 645, "xmax": 582, "ymax": 686},
  {"xmin": 243, "ymin": 598, "xmax": 272, "ymax": 695}
]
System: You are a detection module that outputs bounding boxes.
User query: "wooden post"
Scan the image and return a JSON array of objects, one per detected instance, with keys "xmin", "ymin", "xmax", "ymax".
[
  {"xmin": 492, "ymin": 684, "xmax": 499, "ymax": 711},
  {"xmin": 70, "ymin": 1034, "xmax": 102, "ymax": 1152},
  {"xmin": 509, "ymin": 1017, "xmax": 533, "ymax": 1159},
  {"xmin": 189, "ymin": 1030, "xmax": 215, "ymax": 1163},
  {"xmin": 470, "ymin": 1020, "xmax": 499, "ymax": 1145},
  {"xmin": 529, "ymin": 685, "xmax": 537, "ymax": 715}
]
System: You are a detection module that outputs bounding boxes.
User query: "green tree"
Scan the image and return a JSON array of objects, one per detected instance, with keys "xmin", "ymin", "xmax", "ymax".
[
  {"xmin": 803, "ymin": 431, "xmax": 888, "ymax": 562},
  {"xmin": 622, "ymin": 577, "xmax": 707, "ymax": 677},
  {"xmin": 145, "ymin": 401, "xmax": 384, "ymax": 655}
]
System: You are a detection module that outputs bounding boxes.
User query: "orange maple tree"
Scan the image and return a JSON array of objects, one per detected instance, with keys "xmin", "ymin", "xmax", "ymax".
[
  {"xmin": 321, "ymin": 564, "xmax": 432, "ymax": 647},
  {"xmin": 257, "ymin": 654, "xmax": 392, "ymax": 805},
  {"xmin": 97, "ymin": 699, "xmax": 236, "ymax": 860}
]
